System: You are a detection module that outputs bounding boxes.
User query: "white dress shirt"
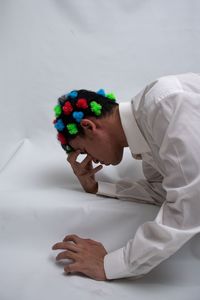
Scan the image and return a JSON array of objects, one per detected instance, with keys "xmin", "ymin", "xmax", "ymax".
[{"xmin": 97, "ymin": 72, "xmax": 200, "ymax": 280}]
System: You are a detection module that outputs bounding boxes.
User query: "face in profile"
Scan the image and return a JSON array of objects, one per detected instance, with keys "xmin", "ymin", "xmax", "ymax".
[{"xmin": 69, "ymin": 133, "xmax": 124, "ymax": 166}]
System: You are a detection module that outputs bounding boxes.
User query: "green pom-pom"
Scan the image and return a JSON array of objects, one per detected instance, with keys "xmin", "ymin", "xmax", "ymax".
[
  {"xmin": 106, "ymin": 93, "xmax": 116, "ymax": 101},
  {"xmin": 67, "ymin": 123, "xmax": 78, "ymax": 135},
  {"xmin": 54, "ymin": 104, "xmax": 62, "ymax": 117},
  {"xmin": 66, "ymin": 145, "xmax": 73, "ymax": 154},
  {"xmin": 90, "ymin": 101, "xmax": 102, "ymax": 116}
]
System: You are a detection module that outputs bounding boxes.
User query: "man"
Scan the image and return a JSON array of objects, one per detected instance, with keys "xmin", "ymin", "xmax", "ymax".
[{"xmin": 52, "ymin": 72, "xmax": 200, "ymax": 281}]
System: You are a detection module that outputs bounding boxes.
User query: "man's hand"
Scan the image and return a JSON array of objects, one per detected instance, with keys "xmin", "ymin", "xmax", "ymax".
[
  {"xmin": 52, "ymin": 234, "xmax": 108, "ymax": 281},
  {"xmin": 67, "ymin": 150, "xmax": 103, "ymax": 194}
]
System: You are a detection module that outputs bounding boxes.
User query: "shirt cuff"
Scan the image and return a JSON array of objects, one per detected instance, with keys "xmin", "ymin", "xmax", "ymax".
[
  {"xmin": 104, "ymin": 247, "xmax": 129, "ymax": 279},
  {"xmin": 104, "ymin": 247, "xmax": 145, "ymax": 280},
  {"xmin": 97, "ymin": 181, "xmax": 117, "ymax": 198}
]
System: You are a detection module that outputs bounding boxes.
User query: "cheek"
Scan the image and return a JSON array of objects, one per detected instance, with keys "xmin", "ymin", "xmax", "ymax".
[
  {"xmin": 86, "ymin": 142, "xmax": 99, "ymax": 157},
  {"xmin": 90, "ymin": 142, "xmax": 105, "ymax": 158},
  {"xmin": 102, "ymin": 142, "xmax": 114, "ymax": 158},
  {"xmin": 87, "ymin": 139, "xmax": 113, "ymax": 160}
]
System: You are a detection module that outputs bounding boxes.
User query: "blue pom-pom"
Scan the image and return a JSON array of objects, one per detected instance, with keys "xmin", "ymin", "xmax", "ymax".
[
  {"xmin": 97, "ymin": 89, "xmax": 106, "ymax": 97},
  {"xmin": 54, "ymin": 119, "xmax": 65, "ymax": 131},
  {"xmin": 73, "ymin": 111, "xmax": 84, "ymax": 123},
  {"xmin": 68, "ymin": 90, "xmax": 78, "ymax": 98}
]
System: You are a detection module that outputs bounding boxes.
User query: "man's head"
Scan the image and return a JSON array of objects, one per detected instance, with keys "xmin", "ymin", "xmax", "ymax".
[{"xmin": 53, "ymin": 89, "xmax": 127, "ymax": 165}]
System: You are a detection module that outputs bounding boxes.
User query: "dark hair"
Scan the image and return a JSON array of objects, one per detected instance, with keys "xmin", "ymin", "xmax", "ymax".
[{"xmin": 53, "ymin": 89, "xmax": 118, "ymax": 153}]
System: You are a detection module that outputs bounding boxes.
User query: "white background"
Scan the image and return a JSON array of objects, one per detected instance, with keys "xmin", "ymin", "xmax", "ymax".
[{"xmin": 0, "ymin": 1, "xmax": 200, "ymax": 299}]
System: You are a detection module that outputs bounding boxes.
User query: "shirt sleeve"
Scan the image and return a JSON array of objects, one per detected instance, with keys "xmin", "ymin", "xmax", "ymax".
[
  {"xmin": 97, "ymin": 159, "xmax": 165, "ymax": 206},
  {"xmin": 102, "ymin": 90, "xmax": 200, "ymax": 280}
]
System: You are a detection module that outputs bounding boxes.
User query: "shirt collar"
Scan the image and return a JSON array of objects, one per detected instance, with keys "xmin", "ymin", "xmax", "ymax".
[{"xmin": 119, "ymin": 101, "xmax": 150, "ymax": 154}]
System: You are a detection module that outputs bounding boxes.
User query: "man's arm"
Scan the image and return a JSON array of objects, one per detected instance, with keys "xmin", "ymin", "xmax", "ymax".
[{"xmin": 97, "ymin": 158, "xmax": 165, "ymax": 207}]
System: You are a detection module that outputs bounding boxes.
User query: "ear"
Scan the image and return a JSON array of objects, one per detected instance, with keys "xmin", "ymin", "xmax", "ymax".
[{"xmin": 80, "ymin": 119, "xmax": 97, "ymax": 137}]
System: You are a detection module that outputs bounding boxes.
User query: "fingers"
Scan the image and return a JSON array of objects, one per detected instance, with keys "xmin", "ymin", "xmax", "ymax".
[
  {"xmin": 52, "ymin": 241, "xmax": 79, "ymax": 253},
  {"xmin": 88, "ymin": 164, "xmax": 103, "ymax": 176},
  {"xmin": 80, "ymin": 154, "xmax": 92, "ymax": 168},
  {"xmin": 62, "ymin": 234, "xmax": 81, "ymax": 244},
  {"xmin": 52, "ymin": 237, "xmax": 80, "ymax": 261},
  {"xmin": 67, "ymin": 150, "xmax": 80, "ymax": 164},
  {"xmin": 56, "ymin": 250, "xmax": 78, "ymax": 261},
  {"xmin": 86, "ymin": 238, "xmax": 101, "ymax": 245},
  {"xmin": 64, "ymin": 263, "xmax": 80, "ymax": 274}
]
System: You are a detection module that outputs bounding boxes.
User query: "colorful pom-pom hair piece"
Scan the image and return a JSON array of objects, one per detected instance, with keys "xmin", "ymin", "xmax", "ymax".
[
  {"xmin": 58, "ymin": 96, "xmax": 66, "ymax": 106},
  {"xmin": 66, "ymin": 145, "xmax": 73, "ymax": 154},
  {"xmin": 54, "ymin": 104, "xmax": 62, "ymax": 117},
  {"xmin": 106, "ymin": 93, "xmax": 116, "ymax": 101},
  {"xmin": 54, "ymin": 119, "xmax": 65, "ymax": 131},
  {"xmin": 63, "ymin": 101, "xmax": 73, "ymax": 115},
  {"xmin": 90, "ymin": 101, "xmax": 102, "ymax": 116},
  {"xmin": 57, "ymin": 132, "xmax": 67, "ymax": 144},
  {"xmin": 97, "ymin": 89, "xmax": 106, "ymax": 97},
  {"xmin": 60, "ymin": 143, "xmax": 73, "ymax": 154},
  {"xmin": 72, "ymin": 111, "xmax": 84, "ymax": 123},
  {"xmin": 76, "ymin": 98, "xmax": 88, "ymax": 109},
  {"xmin": 67, "ymin": 90, "xmax": 78, "ymax": 99},
  {"xmin": 67, "ymin": 123, "xmax": 78, "ymax": 135}
]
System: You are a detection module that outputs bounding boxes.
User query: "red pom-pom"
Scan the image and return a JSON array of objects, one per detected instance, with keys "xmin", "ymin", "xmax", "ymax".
[
  {"xmin": 52, "ymin": 119, "xmax": 57, "ymax": 124},
  {"xmin": 57, "ymin": 133, "xmax": 67, "ymax": 144},
  {"xmin": 63, "ymin": 101, "xmax": 73, "ymax": 115},
  {"xmin": 76, "ymin": 98, "xmax": 88, "ymax": 109}
]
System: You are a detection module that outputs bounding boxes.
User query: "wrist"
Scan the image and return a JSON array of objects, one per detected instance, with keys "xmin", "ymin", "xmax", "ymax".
[
  {"xmin": 91, "ymin": 182, "xmax": 98, "ymax": 194},
  {"xmin": 79, "ymin": 179, "xmax": 98, "ymax": 194},
  {"xmin": 86, "ymin": 182, "xmax": 98, "ymax": 194}
]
